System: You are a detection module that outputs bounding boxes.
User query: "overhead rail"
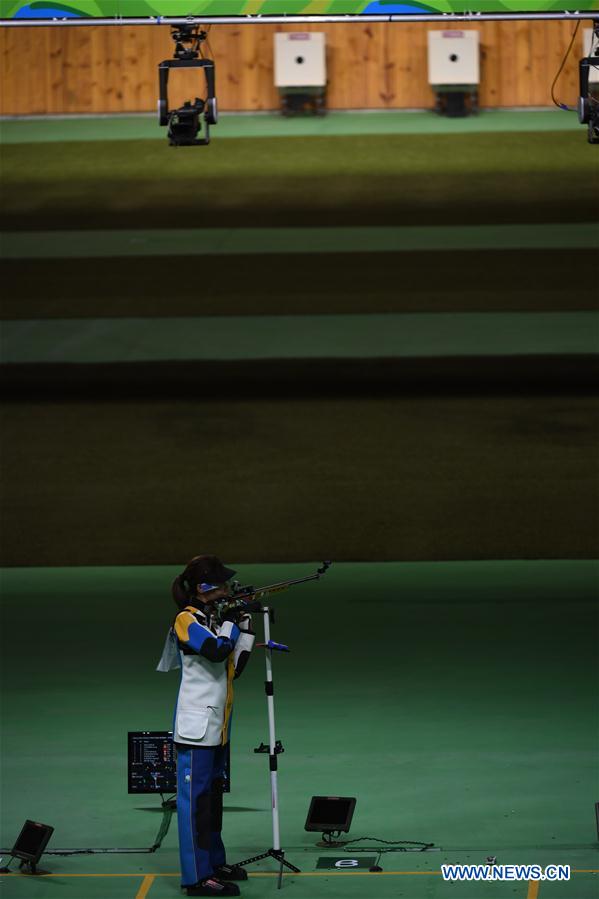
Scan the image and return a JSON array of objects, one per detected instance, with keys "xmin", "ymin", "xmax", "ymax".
[{"xmin": 2, "ymin": 12, "xmax": 599, "ymax": 26}]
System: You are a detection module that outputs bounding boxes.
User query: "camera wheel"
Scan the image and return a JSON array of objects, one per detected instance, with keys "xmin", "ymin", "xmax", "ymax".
[
  {"xmin": 578, "ymin": 97, "xmax": 591, "ymax": 124},
  {"xmin": 205, "ymin": 98, "xmax": 218, "ymax": 125}
]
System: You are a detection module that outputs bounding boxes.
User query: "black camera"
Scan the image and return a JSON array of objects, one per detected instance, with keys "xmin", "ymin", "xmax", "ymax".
[
  {"xmin": 159, "ymin": 26, "xmax": 218, "ymax": 148},
  {"xmin": 578, "ymin": 25, "xmax": 599, "ymax": 145},
  {"xmin": 167, "ymin": 98, "xmax": 206, "ymax": 147}
]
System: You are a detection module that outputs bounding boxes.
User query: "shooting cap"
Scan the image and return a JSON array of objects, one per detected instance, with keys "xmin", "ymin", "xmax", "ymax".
[
  {"xmin": 172, "ymin": 555, "xmax": 236, "ymax": 609},
  {"xmin": 184, "ymin": 554, "xmax": 236, "ymax": 586}
]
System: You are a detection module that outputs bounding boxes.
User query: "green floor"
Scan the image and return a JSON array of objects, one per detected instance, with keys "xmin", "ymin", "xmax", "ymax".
[
  {"xmin": 2, "ymin": 395, "xmax": 598, "ymax": 566},
  {"xmin": 1, "ymin": 110, "xmax": 598, "ymax": 899},
  {"xmin": 0, "ymin": 561, "xmax": 598, "ymax": 899},
  {"xmin": 1, "ymin": 118, "xmax": 598, "ymax": 564},
  {"xmin": 1, "ymin": 118, "xmax": 597, "ymax": 332},
  {"xmin": 2, "ymin": 312, "xmax": 598, "ymax": 363},
  {"xmin": 3, "ymin": 247, "xmax": 599, "ymax": 321},
  {"xmin": 2, "ymin": 131, "xmax": 597, "ymax": 232},
  {"xmin": 3, "ymin": 223, "xmax": 596, "ymax": 259},
  {"xmin": 0, "ymin": 109, "xmax": 584, "ymax": 146}
]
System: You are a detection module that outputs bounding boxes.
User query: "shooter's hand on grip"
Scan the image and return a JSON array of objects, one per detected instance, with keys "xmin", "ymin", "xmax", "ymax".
[{"xmin": 221, "ymin": 604, "xmax": 243, "ymax": 624}]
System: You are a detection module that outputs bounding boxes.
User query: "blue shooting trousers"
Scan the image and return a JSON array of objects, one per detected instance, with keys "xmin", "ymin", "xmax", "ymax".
[{"xmin": 176, "ymin": 743, "xmax": 228, "ymax": 887}]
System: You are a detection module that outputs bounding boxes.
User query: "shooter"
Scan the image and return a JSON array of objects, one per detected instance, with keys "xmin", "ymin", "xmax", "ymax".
[
  {"xmin": 157, "ymin": 556, "xmax": 332, "ymax": 895},
  {"xmin": 157, "ymin": 554, "xmax": 253, "ymax": 897}
]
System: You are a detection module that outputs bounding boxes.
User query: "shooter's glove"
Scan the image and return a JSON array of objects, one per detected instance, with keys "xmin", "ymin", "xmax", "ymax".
[{"xmin": 221, "ymin": 605, "xmax": 242, "ymax": 624}]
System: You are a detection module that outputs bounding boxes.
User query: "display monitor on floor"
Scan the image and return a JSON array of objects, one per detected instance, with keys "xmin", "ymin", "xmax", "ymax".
[
  {"xmin": 305, "ymin": 796, "xmax": 356, "ymax": 835},
  {"xmin": 11, "ymin": 820, "xmax": 54, "ymax": 866}
]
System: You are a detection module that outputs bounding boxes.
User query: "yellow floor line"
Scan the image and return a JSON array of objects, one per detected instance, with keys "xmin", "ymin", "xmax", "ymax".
[
  {"xmin": 250, "ymin": 871, "xmax": 441, "ymax": 876},
  {"xmin": 135, "ymin": 874, "xmax": 155, "ymax": 899},
  {"xmin": 1, "ymin": 868, "xmax": 597, "ymax": 879},
  {"xmin": 526, "ymin": 880, "xmax": 540, "ymax": 899},
  {"xmin": 0, "ymin": 873, "xmax": 148, "ymax": 878},
  {"xmin": 0, "ymin": 870, "xmax": 441, "ymax": 878}
]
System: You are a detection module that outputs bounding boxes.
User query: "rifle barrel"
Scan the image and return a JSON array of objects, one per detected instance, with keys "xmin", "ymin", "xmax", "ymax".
[{"xmin": 231, "ymin": 564, "xmax": 331, "ymax": 605}]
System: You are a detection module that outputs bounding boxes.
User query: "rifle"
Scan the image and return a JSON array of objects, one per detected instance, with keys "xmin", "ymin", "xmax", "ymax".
[{"xmin": 214, "ymin": 561, "xmax": 332, "ymax": 622}]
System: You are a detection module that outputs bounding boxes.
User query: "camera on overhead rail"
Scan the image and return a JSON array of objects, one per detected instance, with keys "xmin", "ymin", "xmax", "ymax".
[
  {"xmin": 578, "ymin": 21, "xmax": 599, "ymax": 144},
  {"xmin": 158, "ymin": 24, "xmax": 218, "ymax": 147}
]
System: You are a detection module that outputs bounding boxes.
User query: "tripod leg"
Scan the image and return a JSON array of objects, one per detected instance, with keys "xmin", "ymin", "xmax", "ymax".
[
  {"xmin": 281, "ymin": 858, "xmax": 301, "ymax": 873},
  {"xmin": 277, "ymin": 851, "xmax": 284, "ymax": 889}
]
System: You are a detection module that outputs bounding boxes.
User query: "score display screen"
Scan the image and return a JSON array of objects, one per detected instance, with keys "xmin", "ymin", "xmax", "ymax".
[
  {"xmin": 128, "ymin": 731, "xmax": 231, "ymax": 794},
  {"xmin": 128, "ymin": 731, "xmax": 177, "ymax": 794},
  {"xmin": 4, "ymin": 2, "xmax": 599, "ymax": 20}
]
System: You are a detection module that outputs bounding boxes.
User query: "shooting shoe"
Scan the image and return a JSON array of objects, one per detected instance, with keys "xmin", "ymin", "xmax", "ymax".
[
  {"xmin": 213, "ymin": 864, "xmax": 248, "ymax": 881},
  {"xmin": 185, "ymin": 877, "xmax": 241, "ymax": 897}
]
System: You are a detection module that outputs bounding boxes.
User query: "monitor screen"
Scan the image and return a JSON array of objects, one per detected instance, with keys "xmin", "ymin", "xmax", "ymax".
[
  {"xmin": 11, "ymin": 820, "xmax": 54, "ymax": 862},
  {"xmin": 305, "ymin": 795, "xmax": 356, "ymax": 832},
  {"xmin": 4, "ymin": 2, "xmax": 599, "ymax": 21},
  {"xmin": 127, "ymin": 731, "xmax": 231, "ymax": 794},
  {"xmin": 128, "ymin": 731, "xmax": 177, "ymax": 794}
]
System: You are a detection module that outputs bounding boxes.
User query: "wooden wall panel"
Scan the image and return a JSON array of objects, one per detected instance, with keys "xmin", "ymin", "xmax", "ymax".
[
  {"xmin": 529, "ymin": 20, "xmax": 548, "ymax": 106},
  {"xmin": 557, "ymin": 20, "xmax": 580, "ymax": 104},
  {"xmin": 0, "ymin": 21, "xmax": 587, "ymax": 116}
]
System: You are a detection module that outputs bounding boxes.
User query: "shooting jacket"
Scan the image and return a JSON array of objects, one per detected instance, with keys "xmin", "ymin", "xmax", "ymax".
[{"xmin": 157, "ymin": 605, "xmax": 255, "ymax": 747}]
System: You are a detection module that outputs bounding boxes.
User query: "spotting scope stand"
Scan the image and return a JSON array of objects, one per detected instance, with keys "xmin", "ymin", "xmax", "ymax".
[{"xmin": 233, "ymin": 605, "xmax": 300, "ymax": 888}]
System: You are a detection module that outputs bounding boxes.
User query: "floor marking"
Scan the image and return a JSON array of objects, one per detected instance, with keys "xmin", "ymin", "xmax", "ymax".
[
  {"xmin": 2, "ymin": 223, "xmax": 596, "ymax": 260},
  {"xmin": 527, "ymin": 880, "xmax": 540, "ymax": 899},
  {"xmin": 135, "ymin": 874, "xmax": 155, "ymax": 899},
  {"xmin": 1, "ymin": 868, "xmax": 597, "ymax": 878},
  {"xmin": 249, "ymin": 871, "xmax": 441, "ymax": 876},
  {"xmin": 0, "ymin": 110, "xmax": 582, "ymax": 146},
  {"xmin": 0, "ymin": 873, "xmax": 156, "ymax": 878},
  {"xmin": 0, "ymin": 870, "xmax": 442, "ymax": 878},
  {"xmin": 4, "ymin": 312, "xmax": 598, "ymax": 365}
]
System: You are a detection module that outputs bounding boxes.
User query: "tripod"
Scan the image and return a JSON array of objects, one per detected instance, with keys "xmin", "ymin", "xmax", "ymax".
[{"xmin": 234, "ymin": 605, "xmax": 300, "ymax": 888}]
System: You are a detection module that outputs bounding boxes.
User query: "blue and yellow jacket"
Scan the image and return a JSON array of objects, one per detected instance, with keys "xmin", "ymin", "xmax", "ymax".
[{"xmin": 157, "ymin": 605, "xmax": 255, "ymax": 747}]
